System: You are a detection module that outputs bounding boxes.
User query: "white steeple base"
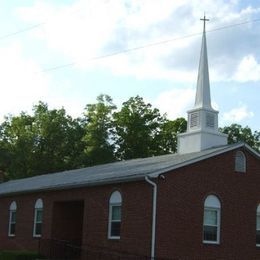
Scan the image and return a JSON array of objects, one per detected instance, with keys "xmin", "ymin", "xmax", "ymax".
[{"xmin": 178, "ymin": 130, "xmax": 228, "ymax": 154}]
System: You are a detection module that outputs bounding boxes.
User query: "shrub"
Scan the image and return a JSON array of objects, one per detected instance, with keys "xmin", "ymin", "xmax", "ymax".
[{"xmin": 0, "ymin": 251, "xmax": 44, "ymax": 260}]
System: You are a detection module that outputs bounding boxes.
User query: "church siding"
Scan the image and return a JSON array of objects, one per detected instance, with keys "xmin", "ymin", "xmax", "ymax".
[
  {"xmin": 156, "ymin": 148, "xmax": 260, "ymax": 259},
  {"xmin": 0, "ymin": 181, "xmax": 152, "ymax": 258}
]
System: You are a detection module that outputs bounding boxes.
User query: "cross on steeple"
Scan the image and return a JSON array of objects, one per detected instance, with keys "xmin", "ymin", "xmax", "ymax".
[{"xmin": 200, "ymin": 14, "xmax": 209, "ymax": 32}]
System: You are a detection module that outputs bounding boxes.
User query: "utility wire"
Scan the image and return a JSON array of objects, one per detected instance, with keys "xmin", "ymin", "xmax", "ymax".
[
  {"xmin": 0, "ymin": 4, "xmax": 89, "ymax": 41},
  {"xmin": 208, "ymin": 17, "xmax": 260, "ymax": 33},
  {"xmin": 40, "ymin": 17, "xmax": 260, "ymax": 73},
  {"xmin": 0, "ymin": 23, "xmax": 45, "ymax": 40}
]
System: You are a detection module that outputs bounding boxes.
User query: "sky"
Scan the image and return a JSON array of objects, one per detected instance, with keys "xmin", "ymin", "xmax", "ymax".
[{"xmin": 0, "ymin": 0, "xmax": 259, "ymax": 131}]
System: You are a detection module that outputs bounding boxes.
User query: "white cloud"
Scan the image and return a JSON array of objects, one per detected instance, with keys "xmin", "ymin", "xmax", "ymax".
[
  {"xmin": 222, "ymin": 105, "xmax": 254, "ymax": 123},
  {"xmin": 0, "ymin": 42, "xmax": 85, "ymax": 121},
  {"xmin": 16, "ymin": 0, "xmax": 260, "ymax": 82},
  {"xmin": 232, "ymin": 55, "xmax": 260, "ymax": 82},
  {"xmin": 17, "ymin": 0, "xmax": 123, "ymax": 62},
  {"xmin": 0, "ymin": 0, "xmax": 254, "ymax": 132},
  {"xmin": 0, "ymin": 43, "xmax": 51, "ymax": 121},
  {"xmin": 154, "ymin": 88, "xmax": 195, "ymax": 119}
]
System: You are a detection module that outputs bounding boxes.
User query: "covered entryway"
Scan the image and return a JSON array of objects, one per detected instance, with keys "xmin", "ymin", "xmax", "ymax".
[
  {"xmin": 39, "ymin": 200, "xmax": 85, "ymax": 259},
  {"xmin": 51, "ymin": 200, "xmax": 84, "ymax": 245}
]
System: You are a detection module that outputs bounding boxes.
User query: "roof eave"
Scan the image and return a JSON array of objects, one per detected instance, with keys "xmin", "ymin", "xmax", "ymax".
[
  {"xmin": 0, "ymin": 175, "xmax": 146, "ymax": 198},
  {"xmin": 243, "ymin": 143, "xmax": 260, "ymax": 158}
]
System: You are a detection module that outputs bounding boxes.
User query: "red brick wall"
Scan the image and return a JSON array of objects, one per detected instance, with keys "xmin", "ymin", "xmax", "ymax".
[
  {"xmin": 156, "ymin": 148, "xmax": 260, "ymax": 260},
  {"xmin": 0, "ymin": 195, "xmax": 40, "ymax": 250},
  {"xmin": 0, "ymin": 147, "xmax": 259, "ymax": 260},
  {"xmin": 0, "ymin": 181, "xmax": 153, "ymax": 257}
]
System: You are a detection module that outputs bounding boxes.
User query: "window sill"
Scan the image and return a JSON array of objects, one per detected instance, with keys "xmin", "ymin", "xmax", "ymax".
[
  {"xmin": 8, "ymin": 234, "xmax": 15, "ymax": 238},
  {"xmin": 256, "ymin": 244, "xmax": 260, "ymax": 248},
  {"xmin": 203, "ymin": 241, "xmax": 220, "ymax": 245},
  {"xmin": 108, "ymin": 236, "xmax": 120, "ymax": 240},
  {"xmin": 33, "ymin": 235, "xmax": 42, "ymax": 238}
]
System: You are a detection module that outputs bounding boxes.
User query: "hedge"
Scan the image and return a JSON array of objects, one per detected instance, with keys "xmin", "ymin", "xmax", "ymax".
[{"xmin": 0, "ymin": 251, "xmax": 44, "ymax": 260}]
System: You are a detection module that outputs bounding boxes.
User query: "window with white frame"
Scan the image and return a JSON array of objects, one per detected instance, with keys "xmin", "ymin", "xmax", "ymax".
[
  {"xmin": 8, "ymin": 201, "xmax": 17, "ymax": 237},
  {"xmin": 33, "ymin": 199, "xmax": 43, "ymax": 237},
  {"xmin": 203, "ymin": 195, "xmax": 221, "ymax": 244},
  {"xmin": 235, "ymin": 151, "xmax": 246, "ymax": 172},
  {"xmin": 108, "ymin": 191, "xmax": 122, "ymax": 239},
  {"xmin": 257, "ymin": 204, "xmax": 260, "ymax": 247}
]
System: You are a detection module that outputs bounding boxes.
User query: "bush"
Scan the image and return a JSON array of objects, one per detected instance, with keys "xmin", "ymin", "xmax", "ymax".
[{"xmin": 0, "ymin": 251, "xmax": 44, "ymax": 260}]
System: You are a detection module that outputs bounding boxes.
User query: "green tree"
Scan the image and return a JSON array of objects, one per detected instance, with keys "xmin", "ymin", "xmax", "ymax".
[
  {"xmin": 113, "ymin": 96, "xmax": 165, "ymax": 159},
  {"xmin": 0, "ymin": 113, "xmax": 36, "ymax": 179},
  {"xmin": 0, "ymin": 102, "xmax": 86, "ymax": 179},
  {"xmin": 83, "ymin": 94, "xmax": 116, "ymax": 165},
  {"xmin": 32, "ymin": 102, "xmax": 86, "ymax": 174},
  {"xmin": 220, "ymin": 124, "xmax": 260, "ymax": 152},
  {"xmin": 158, "ymin": 117, "xmax": 187, "ymax": 153}
]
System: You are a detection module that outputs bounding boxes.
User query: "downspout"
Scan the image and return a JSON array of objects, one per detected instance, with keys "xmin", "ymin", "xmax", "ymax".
[{"xmin": 145, "ymin": 176, "xmax": 157, "ymax": 260}]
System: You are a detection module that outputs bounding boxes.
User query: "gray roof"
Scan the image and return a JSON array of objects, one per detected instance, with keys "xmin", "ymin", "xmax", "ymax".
[{"xmin": 0, "ymin": 143, "xmax": 258, "ymax": 197}]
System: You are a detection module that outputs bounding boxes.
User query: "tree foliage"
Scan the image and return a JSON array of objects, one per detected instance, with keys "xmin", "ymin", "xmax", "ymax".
[
  {"xmin": 158, "ymin": 117, "xmax": 187, "ymax": 154},
  {"xmin": 0, "ymin": 102, "xmax": 85, "ymax": 179},
  {"xmin": 0, "ymin": 113, "xmax": 35, "ymax": 179},
  {"xmin": 0, "ymin": 95, "xmax": 258, "ymax": 180},
  {"xmin": 220, "ymin": 124, "xmax": 260, "ymax": 152},
  {"xmin": 113, "ymin": 96, "xmax": 166, "ymax": 160},
  {"xmin": 32, "ymin": 102, "xmax": 86, "ymax": 174},
  {"xmin": 83, "ymin": 94, "xmax": 116, "ymax": 165}
]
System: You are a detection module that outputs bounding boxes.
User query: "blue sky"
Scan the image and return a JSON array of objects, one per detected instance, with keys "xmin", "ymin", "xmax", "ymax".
[{"xmin": 0, "ymin": 0, "xmax": 259, "ymax": 131}]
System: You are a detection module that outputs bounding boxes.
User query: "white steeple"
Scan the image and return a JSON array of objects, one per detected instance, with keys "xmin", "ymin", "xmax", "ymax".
[
  {"xmin": 194, "ymin": 15, "xmax": 212, "ymax": 110},
  {"xmin": 177, "ymin": 15, "xmax": 227, "ymax": 154}
]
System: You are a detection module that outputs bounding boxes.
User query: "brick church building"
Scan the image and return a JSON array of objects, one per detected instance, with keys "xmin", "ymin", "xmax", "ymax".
[{"xmin": 0, "ymin": 18, "xmax": 259, "ymax": 260}]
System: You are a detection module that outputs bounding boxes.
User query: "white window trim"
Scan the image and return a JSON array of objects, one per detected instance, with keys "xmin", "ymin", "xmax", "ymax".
[
  {"xmin": 8, "ymin": 210, "xmax": 16, "ymax": 237},
  {"xmin": 33, "ymin": 199, "xmax": 43, "ymax": 238},
  {"xmin": 108, "ymin": 203, "xmax": 121, "ymax": 240},
  {"xmin": 257, "ymin": 206, "xmax": 260, "ymax": 247},
  {"xmin": 203, "ymin": 207, "xmax": 221, "ymax": 245},
  {"xmin": 33, "ymin": 208, "xmax": 43, "ymax": 238},
  {"xmin": 235, "ymin": 151, "xmax": 246, "ymax": 173},
  {"xmin": 257, "ymin": 227, "xmax": 260, "ymax": 247}
]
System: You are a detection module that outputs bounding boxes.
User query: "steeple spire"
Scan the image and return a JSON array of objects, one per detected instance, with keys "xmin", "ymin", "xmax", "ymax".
[
  {"xmin": 177, "ymin": 15, "xmax": 228, "ymax": 154},
  {"xmin": 194, "ymin": 14, "xmax": 212, "ymax": 110}
]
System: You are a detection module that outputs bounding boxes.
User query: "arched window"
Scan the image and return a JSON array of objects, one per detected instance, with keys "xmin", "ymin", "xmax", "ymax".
[
  {"xmin": 235, "ymin": 151, "xmax": 246, "ymax": 172},
  {"xmin": 203, "ymin": 195, "xmax": 221, "ymax": 244},
  {"xmin": 8, "ymin": 201, "xmax": 17, "ymax": 236},
  {"xmin": 257, "ymin": 204, "xmax": 260, "ymax": 247},
  {"xmin": 33, "ymin": 199, "xmax": 43, "ymax": 237},
  {"xmin": 108, "ymin": 191, "xmax": 122, "ymax": 239}
]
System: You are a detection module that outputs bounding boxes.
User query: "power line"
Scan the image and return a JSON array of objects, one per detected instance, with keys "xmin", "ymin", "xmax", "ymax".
[
  {"xmin": 40, "ymin": 17, "xmax": 260, "ymax": 73},
  {"xmin": 0, "ymin": 23, "xmax": 45, "ymax": 40},
  {"xmin": 208, "ymin": 17, "xmax": 260, "ymax": 33},
  {"xmin": 41, "ymin": 62, "xmax": 76, "ymax": 73},
  {"xmin": 0, "ymin": 1, "xmax": 119, "ymax": 42},
  {"xmin": 0, "ymin": 4, "xmax": 89, "ymax": 41}
]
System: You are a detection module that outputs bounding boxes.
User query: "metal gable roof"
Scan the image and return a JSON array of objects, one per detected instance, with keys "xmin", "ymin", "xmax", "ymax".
[{"xmin": 0, "ymin": 143, "xmax": 258, "ymax": 196}]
